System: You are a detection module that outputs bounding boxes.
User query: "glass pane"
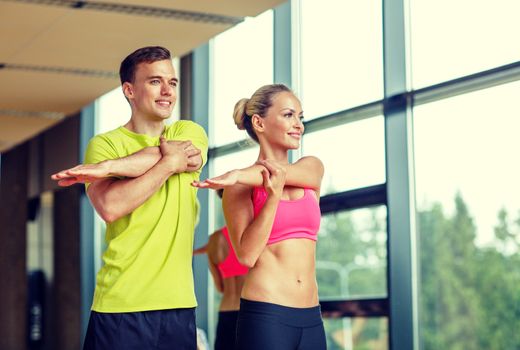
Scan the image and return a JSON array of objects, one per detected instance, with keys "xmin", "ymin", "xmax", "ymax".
[
  {"xmin": 414, "ymin": 81, "xmax": 520, "ymax": 350},
  {"xmin": 323, "ymin": 317, "xmax": 388, "ymax": 350},
  {"xmin": 210, "ymin": 146, "xmax": 259, "ymax": 229},
  {"xmin": 211, "ymin": 11, "xmax": 273, "ymax": 146},
  {"xmin": 317, "ymin": 206, "xmax": 387, "ymax": 300},
  {"xmin": 300, "ymin": 0, "xmax": 383, "ymax": 119},
  {"xmin": 207, "ymin": 147, "xmax": 259, "ymax": 346},
  {"xmin": 302, "ymin": 117, "xmax": 385, "ymax": 195},
  {"xmin": 410, "ymin": 0, "xmax": 520, "ymax": 88}
]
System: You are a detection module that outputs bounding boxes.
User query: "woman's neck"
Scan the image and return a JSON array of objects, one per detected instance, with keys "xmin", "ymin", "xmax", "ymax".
[{"xmin": 257, "ymin": 144, "xmax": 289, "ymax": 163}]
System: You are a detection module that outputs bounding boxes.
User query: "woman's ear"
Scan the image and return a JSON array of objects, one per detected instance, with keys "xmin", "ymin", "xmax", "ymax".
[
  {"xmin": 122, "ymin": 82, "xmax": 134, "ymax": 100},
  {"xmin": 251, "ymin": 114, "xmax": 265, "ymax": 134}
]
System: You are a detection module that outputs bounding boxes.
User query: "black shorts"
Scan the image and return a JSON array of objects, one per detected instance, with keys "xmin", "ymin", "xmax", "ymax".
[
  {"xmin": 236, "ymin": 299, "xmax": 326, "ymax": 350},
  {"xmin": 83, "ymin": 308, "xmax": 196, "ymax": 350},
  {"xmin": 214, "ymin": 310, "xmax": 239, "ymax": 350}
]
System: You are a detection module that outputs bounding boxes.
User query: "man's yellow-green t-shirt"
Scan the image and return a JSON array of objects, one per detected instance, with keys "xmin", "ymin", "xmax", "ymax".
[{"xmin": 84, "ymin": 120, "xmax": 208, "ymax": 313}]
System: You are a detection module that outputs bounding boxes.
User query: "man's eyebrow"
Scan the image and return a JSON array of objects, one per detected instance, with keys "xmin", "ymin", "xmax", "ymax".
[{"xmin": 147, "ymin": 76, "xmax": 179, "ymax": 83}]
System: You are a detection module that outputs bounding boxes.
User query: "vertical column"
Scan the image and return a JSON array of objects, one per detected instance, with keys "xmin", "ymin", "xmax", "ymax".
[
  {"xmin": 79, "ymin": 102, "xmax": 96, "ymax": 345},
  {"xmin": 0, "ymin": 143, "xmax": 28, "ymax": 350},
  {"xmin": 274, "ymin": 1, "xmax": 292, "ymax": 87},
  {"xmin": 53, "ymin": 186, "xmax": 81, "ymax": 350},
  {"xmin": 274, "ymin": 1, "xmax": 298, "ymax": 162},
  {"xmin": 383, "ymin": 0, "xmax": 418, "ymax": 349},
  {"xmin": 191, "ymin": 44, "xmax": 210, "ymax": 335}
]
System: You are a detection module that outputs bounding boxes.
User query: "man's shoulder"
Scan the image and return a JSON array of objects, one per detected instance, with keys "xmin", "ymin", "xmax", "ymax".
[
  {"xmin": 166, "ymin": 120, "xmax": 206, "ymax": 136},
  {"xmin": 85, "ymin": 127, "xmax": 127, "ymax": 160}
]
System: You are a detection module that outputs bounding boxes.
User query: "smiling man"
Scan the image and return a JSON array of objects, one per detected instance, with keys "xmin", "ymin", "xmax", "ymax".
[{"xmin": 53, "ymin": 46, "xmax": 208, "ymax": 349}]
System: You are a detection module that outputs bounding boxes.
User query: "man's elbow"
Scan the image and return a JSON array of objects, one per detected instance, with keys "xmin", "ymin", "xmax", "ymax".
[{"xmin": 95, "ymin": 202, "xmax": 123, "ymax": 223}]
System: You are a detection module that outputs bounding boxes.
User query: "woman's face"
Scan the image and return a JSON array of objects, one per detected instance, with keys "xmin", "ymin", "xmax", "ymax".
[{"xmin": 260, "ymin": 91, "xmax": 304, "ymax": 150}]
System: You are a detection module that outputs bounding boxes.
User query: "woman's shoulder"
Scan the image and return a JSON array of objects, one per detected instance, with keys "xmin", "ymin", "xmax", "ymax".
[{"xmin": 296, "ymin": 155, "xmax": 323, "ymax": 168}]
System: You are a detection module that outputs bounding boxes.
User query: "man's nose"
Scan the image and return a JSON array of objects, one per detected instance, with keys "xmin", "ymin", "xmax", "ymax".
[{"xmin": 161, "ymin": 83, "xmax": 172, "ymax": 96}]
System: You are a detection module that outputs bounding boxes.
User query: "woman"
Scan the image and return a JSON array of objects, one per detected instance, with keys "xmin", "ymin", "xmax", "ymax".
[
  {"xmin": 192, "ymin": 84, "xmax": 326, "ymax": 350},
  {"xmin": 193, "ymin": 189, "xmax": 248, "ymax": 350}
]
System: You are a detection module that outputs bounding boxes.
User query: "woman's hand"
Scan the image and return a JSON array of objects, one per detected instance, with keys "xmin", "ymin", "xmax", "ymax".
[
  {"xmin": 191, "ymin": 169, "xmax": 240, "ymax": 189},
  {"xmin": 259, "ymin": 159, "xmax": 286, "ymax": 199}
]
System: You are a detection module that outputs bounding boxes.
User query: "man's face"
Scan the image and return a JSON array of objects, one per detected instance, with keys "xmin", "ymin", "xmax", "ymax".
[{"xmin": 123, "ymin": 59, "xmax": 178, "ymax": 121}]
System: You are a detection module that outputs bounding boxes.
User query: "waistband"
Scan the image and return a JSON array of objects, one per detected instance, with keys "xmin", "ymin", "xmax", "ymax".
[{"xmin": 239, "ymin": 298, "xmax": 323, "ymax": 328}]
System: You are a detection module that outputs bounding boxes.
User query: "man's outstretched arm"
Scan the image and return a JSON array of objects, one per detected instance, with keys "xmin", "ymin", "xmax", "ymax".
[
  {"xmin": 51, "ymin": 138, "xmax": 202, "ymax": 187},
  {"xmin": 86, "ymin": 138, "xmax": 196, "ymax": 223}
]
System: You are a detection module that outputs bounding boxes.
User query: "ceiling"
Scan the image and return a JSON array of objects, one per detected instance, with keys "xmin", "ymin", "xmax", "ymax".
[{"xmin": 0, "ymin": 0, "xmax": 285, "ymax": 153}]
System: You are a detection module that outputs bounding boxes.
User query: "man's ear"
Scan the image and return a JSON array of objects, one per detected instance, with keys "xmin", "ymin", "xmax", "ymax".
[
  {"xmin": 251, "ymin": 114, "xmax": 265, "ymax": 135},
  {"xmin": 122, "ymin": 82, "xmax": 134, "ymax": 100}
]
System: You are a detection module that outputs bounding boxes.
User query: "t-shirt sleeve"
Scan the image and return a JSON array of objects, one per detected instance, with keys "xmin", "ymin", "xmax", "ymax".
[
  {"xmin": 84, "ymin": 134, "xmax": 120, "ymax": 189},
  {"xmin": 167, "ymin": 121, "xmax": 209, "ymax": 174},
  {"xmin": 84, "ymin": 134, "xmax": 120, "ymax": 164}
]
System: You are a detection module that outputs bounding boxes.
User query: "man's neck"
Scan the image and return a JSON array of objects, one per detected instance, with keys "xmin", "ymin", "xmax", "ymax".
[{"xmin": 124, "ymin": 118, "xmax": 166, "ymax": 137}]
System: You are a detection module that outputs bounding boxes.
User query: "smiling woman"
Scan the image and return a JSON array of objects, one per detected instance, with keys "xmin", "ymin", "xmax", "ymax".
[{"xmin": 192, "ymin": 83, "xmax": 327, "ymax": 350}]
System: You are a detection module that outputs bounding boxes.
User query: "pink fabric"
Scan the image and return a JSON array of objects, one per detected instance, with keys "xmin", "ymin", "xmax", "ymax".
[
  {"xmin": 252, "ymin": 187, "xmax": 321, "ymax": 245},
  {"xmin": 217, "ymin": 227, "xmax": 249, "ymax": 278}
]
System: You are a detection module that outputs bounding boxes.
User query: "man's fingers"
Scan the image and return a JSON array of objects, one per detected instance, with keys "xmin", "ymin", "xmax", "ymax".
[
  {"xmin": 185, "ymin": 148, "xmax": 201, "ymax": 158},
  {"xmin": 57, "ymin": 177, "xmax": 78, "ymax": 187}
]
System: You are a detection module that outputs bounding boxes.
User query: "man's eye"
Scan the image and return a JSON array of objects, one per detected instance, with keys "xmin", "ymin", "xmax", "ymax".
[
  {"xmin": 169, "ymin": 82, "xmax": 177, "ymax": 87},
  {"xmin": 151, "ymin": 80, "xmax": 160, "ymax": 85}
]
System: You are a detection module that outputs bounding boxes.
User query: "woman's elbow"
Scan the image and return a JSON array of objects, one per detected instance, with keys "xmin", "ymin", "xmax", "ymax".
[{"xmin": 237, "ymin": 252, "xmax": 257, "ymax": 268}]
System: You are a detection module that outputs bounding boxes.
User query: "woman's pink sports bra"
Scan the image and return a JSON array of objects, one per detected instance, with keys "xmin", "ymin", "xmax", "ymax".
[
  {"xmin": 217, "ymin": 226, "xmax": 249, "ymax": 278},
  {"xmin": 252, "ymin": 187, "xmax": 321, "ymax": 245}
]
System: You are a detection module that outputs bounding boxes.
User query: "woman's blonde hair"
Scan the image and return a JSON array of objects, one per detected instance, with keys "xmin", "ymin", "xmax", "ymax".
[{"xmin": 232, "ymin": 84, "xmax": 292, "ymax": 142}]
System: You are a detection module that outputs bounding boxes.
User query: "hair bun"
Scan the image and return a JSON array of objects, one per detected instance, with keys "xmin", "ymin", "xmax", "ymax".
[{"xmin": 233, "ymin": 98, "xmax": 249, "ymax": 130}]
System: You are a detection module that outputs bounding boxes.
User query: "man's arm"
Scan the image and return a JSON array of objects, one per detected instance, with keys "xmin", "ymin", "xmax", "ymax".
[
  {"xmin": 86, "ymin": 138, "xmax": 193, "ymax": 223},
  {"xmin": 51, "ymin": 138, "xmax": 201, "ymax": 187}
]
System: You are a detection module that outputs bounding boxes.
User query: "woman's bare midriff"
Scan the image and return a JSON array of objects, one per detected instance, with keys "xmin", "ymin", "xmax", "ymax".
[{"xmin": 241, "ymin": 238, "xmax": 318, "ymax": 308}]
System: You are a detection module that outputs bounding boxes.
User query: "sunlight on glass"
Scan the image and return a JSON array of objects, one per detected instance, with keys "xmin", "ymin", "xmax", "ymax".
[
  {"xmin": 300, "ymin": 0, "xmax": 383, "ymax": 119},
  {"xmin": 302, "ymin": 117, "xmax": 385, "ymax": 195},
  {"xmin": 414, "ymin": 80, "xmax": 520, "ymax": 247},
  {"xmin": 323, "ymin": 317, "xmax": 388, "ymax": 350},
  {"xmin": 211, "ymin": 11, "xmax": 273, "ymax": 147},
  {"xmin": 317, "ymin": 206, "xmax": 387, "ymax": 300},
  {"xmin": 414, "ymin": 81, "xmax": 520, "ymax": 350},
  {"xmin": 211, "ymin": 146, "xmax": 260, "ymax": 177},
  {"xmin": 410, "ymin": 0, "xmax": 520, "ymax": 88}
]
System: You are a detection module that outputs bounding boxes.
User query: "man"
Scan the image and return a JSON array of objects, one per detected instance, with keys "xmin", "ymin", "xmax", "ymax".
[{"xmin": 52, "ymin": 46, "xmax": 208, "ymax": 349}]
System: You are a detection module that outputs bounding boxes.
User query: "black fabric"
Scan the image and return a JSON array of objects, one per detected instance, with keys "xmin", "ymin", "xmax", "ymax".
[
  {"xmin": 235, "ymin": 299, "xmax": 326, "ymax": 350},
  {"xmin": 83, "ymin": 308, "xmax": 196, "ymax": 350},
  {"xmin": 214, "ymin": 311, "xmax": 239, "ymax": 350}
]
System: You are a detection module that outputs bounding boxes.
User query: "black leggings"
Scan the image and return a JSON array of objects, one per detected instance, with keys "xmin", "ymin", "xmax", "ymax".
[
  {"xmin": 235, "ymin": 299, "xmax": 326, "ymax": 350},
  {"xmin": 214, "ymin": 311, "xmax": 239, "ymax": 350}
]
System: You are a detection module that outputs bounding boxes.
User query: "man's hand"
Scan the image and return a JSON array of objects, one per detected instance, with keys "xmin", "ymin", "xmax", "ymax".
[
  {"xmin": 51, "ymin": 161, "xmax": 112, "ymax": 187},
  {"xmin": 159, "ymin": 137, "xmax": 201, "ymax": 173}
]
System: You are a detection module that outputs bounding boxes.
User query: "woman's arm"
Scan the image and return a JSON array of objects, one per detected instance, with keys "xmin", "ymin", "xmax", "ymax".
[
  {"xmin": 223, "ymin": 162, "xmax": 286, "ymax": 268},
  {"xmin": 192, "ymin": 156, "xmax": 324, "ymax": 191}
]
